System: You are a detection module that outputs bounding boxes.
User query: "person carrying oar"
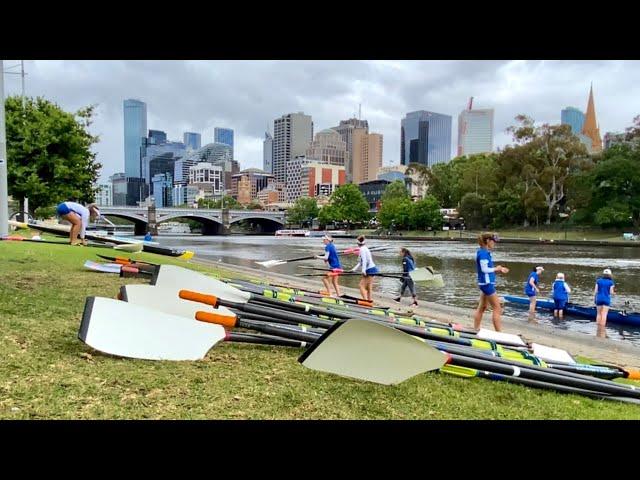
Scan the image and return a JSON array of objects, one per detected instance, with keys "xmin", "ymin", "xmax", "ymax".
[
  {"xmin": 350, "ymin": 235, "xmax": 379, "ymax": 302},
  {"xmin": 315, "ymin": 234, "xmax": 343, "ymax": 297},
  {"xmin": 394, "ymin": 247, "xmax": 418, "ymax": 307},
  {"xmin": 55, "ymin": 201, "xmax": 101, "ymax": 246}
]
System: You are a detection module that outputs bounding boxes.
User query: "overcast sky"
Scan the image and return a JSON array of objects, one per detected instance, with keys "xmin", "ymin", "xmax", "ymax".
[{"xmin": 3, "ymin": 60, "xmax": 639, "ymax": 183}]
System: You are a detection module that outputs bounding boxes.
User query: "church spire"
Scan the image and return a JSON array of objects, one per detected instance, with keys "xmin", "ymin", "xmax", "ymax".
[{"xmin": 582, "ymin": 84, "xmax": 602, "ymax": 152}]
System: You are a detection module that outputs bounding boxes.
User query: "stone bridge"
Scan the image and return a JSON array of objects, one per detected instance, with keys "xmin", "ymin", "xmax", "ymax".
[{"xmin": 99, "ymin": 206, "xmax": 285, "ymax": 235}]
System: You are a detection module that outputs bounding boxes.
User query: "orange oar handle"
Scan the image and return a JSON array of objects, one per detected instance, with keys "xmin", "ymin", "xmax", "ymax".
[
  {"xmin": 179, "ymin": 290, "xmax": 219, "ymax": 307},
  {"xmin": 196, "ymin": 311, "xmax": 237, "ymax": 328}
]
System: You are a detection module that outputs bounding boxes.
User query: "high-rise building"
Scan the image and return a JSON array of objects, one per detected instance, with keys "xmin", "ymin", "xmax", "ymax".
[
  {"xmin": 183, "ymin": 132, "xmax": 202, "ymax": 151},
  {"xmin": 333, "ymin": 118, "xmax": 369, "ymax": 182},
  {"xmin": 110, "ymin": 172, "xmax": 149, "ymax": 206},
  {"xmin": 401, "ymin": 110, "xmax": 452, "ymax": 167},
  {"xmin": 604, "ymin": 132, "xmax": 627, "ymax": 150},
  {"xmin": 581, "ymin": 85, "xmax": 603, "ymax": 153},
  {"xmin": 263, "ymin": 132, "xmax": 273, "ymax": 173},
  {"xmin": 123, "ymin": 99, "xmax": 147, "ymax": 178},
  {"xmin": 561, "ymin": 107, "xmax": 585, "ymax": 135},
  {"xmin": 286, "ymin": 155, "xmax": 314, "ymax": 201},
  {"xmin": 95, "ymin": 184, "xmax": 112, "ymax": 207},
  {"xmin": 273, "ymin": 112, "xmax": 313, "ymax": 185},
  {"xmin": 352, "ymin": 130, "xmax": 383, "ymax": 184},
  {"xmin": 301, "ymin": 162, "xmax": 346, "ymax": 198},
  {"xmin": 151, "ymin": 172, "xmax": 173, "ymax": 207},
  {"xmin": 148, "ymin": 129, "xmax": 167, "ymax": 145},
  {"xmin": 214, "ymin": 128, "xmax": 234, "ymax": 158},
  {"xmin": 457, "ymin": 108, "xmax": 494, "ymax": 156},
  {"xmin": 189, "ymin": 162, "xmax": 223, "ymax": 198},
  {"xmin": 306, "ymin": 129, "xmax": 349, "ymax": 167},
  {"xmin": 231, "ymin": 168, "xmax": 274, "ymax": 205},
  {"xmin": 141, "ymin": 140, "xmax": 186, "ymax": 186}
]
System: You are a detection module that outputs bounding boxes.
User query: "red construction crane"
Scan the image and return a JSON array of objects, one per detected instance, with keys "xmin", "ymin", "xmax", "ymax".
[{"xmin": 467, "ymin": 96, "xmax": 474, "ymax": 110}]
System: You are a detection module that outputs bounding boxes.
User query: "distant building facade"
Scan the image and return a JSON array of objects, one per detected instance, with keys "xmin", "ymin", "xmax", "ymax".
[
  {"xmin": 401, "ymin": 110, "xmax": 452, "ymax": 167},
  {"xmin": 457, "ymin": 108, "xmax": 494, "ymax": 156}
]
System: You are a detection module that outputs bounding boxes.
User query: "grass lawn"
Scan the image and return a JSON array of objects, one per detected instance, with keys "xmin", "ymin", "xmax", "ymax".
[{"xmin": 1, "ymin": 236, "xmax": 640, "ymax": 419}]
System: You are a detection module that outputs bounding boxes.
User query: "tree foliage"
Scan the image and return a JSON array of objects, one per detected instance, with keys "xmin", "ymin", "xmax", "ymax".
[
  {"xmin": 318, "ymin": 184, "xmax": 370, "ymax": 229},
  {"xmin": 287, "ymin": 197, "xmax": 319, "ymax": 226},
  {"xmin": 5, "ymin": 96, "xmax": 101, "ymax": 212}
]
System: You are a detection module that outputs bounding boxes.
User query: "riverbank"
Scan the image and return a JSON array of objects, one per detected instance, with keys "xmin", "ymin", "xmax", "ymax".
[{"xmin": 1, "ymin": 240, "xmax": 639, "ymax": 419}]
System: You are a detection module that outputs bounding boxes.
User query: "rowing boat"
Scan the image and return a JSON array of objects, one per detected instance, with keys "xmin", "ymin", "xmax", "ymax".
[{"xmin": 503, "ymin": 295, "xmax": 640, "ymax": 327}]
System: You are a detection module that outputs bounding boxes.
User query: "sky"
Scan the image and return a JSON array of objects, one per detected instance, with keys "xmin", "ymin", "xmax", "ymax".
[{"xmin": 3, "ymin": 60, "xmax": 639, "ymax": 183}]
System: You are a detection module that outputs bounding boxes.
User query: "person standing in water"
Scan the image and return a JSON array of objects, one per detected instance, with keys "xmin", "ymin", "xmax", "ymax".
[
  {"xmin": 350, "ymin": 235, "xmax": 379, "ymax": 301},
  {"xmin": 394, "ymin": 247, "xmax": 418, "ymax": 307},
  {"xmin": 55, "ymin": 201, "xmax": 101, "ymax": 245},
  {"xmin": 316, "ymin": 234, "xmax": 343, "ymax": 297},
  {"xmin": 595, "ymin": 268, "xmax": 616, "ymax": 327},
  {"xmin": 524, "ymin": 266, "xmax": 545, "ymax": 315},
  {"xmin": 552, "ymin": 272, "xmax": 571, "ymax": 319},
  {"xmin": 473, "ymin": 232, "xmax": 509, "ymax": 332}
]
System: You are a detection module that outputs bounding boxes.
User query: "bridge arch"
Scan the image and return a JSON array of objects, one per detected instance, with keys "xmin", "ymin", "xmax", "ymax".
[
  {"xmin": 229, "ymin": 215, "xmax": 284, "ymax": 234},
  {"xmin": 102, "ymin": 213, "xmax": 149, "ymax": 236},
  {"xmin": 158, "ymin": 214, "xmax": 224, "ymax": 235}
]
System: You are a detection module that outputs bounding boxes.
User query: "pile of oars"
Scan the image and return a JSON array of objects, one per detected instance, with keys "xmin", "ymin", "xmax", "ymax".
[{"xmin": 77, "ymin": 261, "xmax": 640, "ymax": 403}]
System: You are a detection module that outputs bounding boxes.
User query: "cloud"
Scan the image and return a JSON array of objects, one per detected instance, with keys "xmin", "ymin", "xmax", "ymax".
[{"xmin": 3, "ymin": 60, "xmax": 639, "ymax": 182}]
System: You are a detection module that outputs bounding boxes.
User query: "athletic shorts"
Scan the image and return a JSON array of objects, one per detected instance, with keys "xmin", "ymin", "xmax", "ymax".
[
  {"xmin": 479, "ymin": 284, "xmax": 496, "ymax": 296},
  {"xmin": 365, "ymin": 267, "xmax": 379, "ymax": 275},
  {"xmin": 554, "ymin": 299, "xmax": 567, "ymax": 310},
  {"xmin": 327, "ymin": 268, "xmax": 343, "ymax": 277},
  {"xmin": 526, "ymin": 291, "xmax": 537, "ymax": 298},
  {"xmin": 596, "ymin": 300, "xmax": 610, "ymax": 306},
  {"xmin": 56, "ymin": 203, "xmax": 71, "ymax": 216}
]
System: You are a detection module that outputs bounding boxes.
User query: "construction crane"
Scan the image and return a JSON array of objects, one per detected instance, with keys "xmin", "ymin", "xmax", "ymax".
[{"xmin": 467, "ymin": 96, "xmax": 474, "ymax": 110}]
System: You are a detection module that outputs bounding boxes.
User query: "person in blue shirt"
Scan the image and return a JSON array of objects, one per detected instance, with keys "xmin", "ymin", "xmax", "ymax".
[
  {"xmin": 552, "ymin": 272, "xmax": 571, "ymax": 319},
  {"xmin": 394, "ymin": 247, "xmax": 418, "ymax": 307},
  {"xmin": 594, "ymin": 268, "xmax": 616, "ymax": 327},
  {"xmin": 473, "ymin": 232, "xmax": 509, "ymax": 331},
  {"xmin": 316, "ymin": 234, "xmax": 343, "ymax": 297},
  {"xmin": 524, "ymin": 266, "xmax": 545, "ymax": 315},
  {"xmin": 144, "ymin": 232, "xmax": 153, "ymax": 242}
]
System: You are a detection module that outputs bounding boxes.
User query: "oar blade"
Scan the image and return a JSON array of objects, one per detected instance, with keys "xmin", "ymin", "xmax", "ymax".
[
  {"xmin": 255, "ymin": 259, "xmax": 285, "ymax": 268},
  {"xmin": 121, "ymin": 284, "xmax": 234, "ymax": 318},
  {"xmin": 298, "ymin": 319, "xmax": 447, "ymax": 385},
  {"xmin": 114, "ymin": 243, "xmax": 144, "ymax": 253},
  {"xmin": 78, "ymin": 297, "xmax": 226, "ymax": 360},
  {"xmin": 84, "ymin": 260, "xmax": 122, "ymax": 274},
  {"xmin": 151, "ymin": 265, "xmax": 251, "ymax": 303},
  {"xmin": 531, "ymin": 343, "xmax": 576, "ymax": 364},
  {"xmin": 477, "ymin": 328, "xmax": 527, "ymax": 347}
]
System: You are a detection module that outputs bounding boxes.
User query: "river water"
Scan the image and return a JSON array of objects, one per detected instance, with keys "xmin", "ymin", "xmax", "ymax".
[{"xmin": 153, "ymin": 234, "xmax": 640, "ymax": 348}]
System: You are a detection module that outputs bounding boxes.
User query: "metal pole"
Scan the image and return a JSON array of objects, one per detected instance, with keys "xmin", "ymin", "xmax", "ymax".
[{"xmin": 0, "ymin": 60, "xmax": 9, "ymax": 236}]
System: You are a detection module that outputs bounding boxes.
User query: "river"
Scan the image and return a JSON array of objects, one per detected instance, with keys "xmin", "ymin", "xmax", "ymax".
[{"xmin": 152, "ymin": 234, "xmax": 640, "ymax": 348}]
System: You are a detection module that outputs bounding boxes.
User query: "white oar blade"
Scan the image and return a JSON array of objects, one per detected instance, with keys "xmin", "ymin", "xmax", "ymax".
[
  {"xmin": 299, "ymin": 319, "xmax": 447, "ymax": 385},
  {"xmin": 409, "ymin": 268, "xmax": 435, "ymax": 282},
  {"xmin": 114, "ymin": 243, "xmax": 143, "ymax": 253},
  {"xmin": 84, "ymin": 260, "xmax": 122, "ymax": 274},
  {"xmin": 531, "ymin": 343, "xmax": 576, "ymax": 364},
  {"xmin": 255, "ymin": 259, "xmax": 285, "ymax": 268},
  {"xmin": 477, "ymin": 328, "xmax": 527, "ymax": 347},
  {"xmin": 78, "ymin": 297, "xmax": 225, "ymax": 360},
  {"xmin": 151, "ymin": 265, "xmax": 251, "ymax": 303},
  {"xmin": 121, "ymin": 284, "xmax": 234, "ymax": 318}
]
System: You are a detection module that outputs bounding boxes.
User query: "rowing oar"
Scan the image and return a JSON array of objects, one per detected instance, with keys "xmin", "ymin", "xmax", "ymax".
[
  {"xmin": 197, "ymin": 311, "xmax": 640, "ymax": 399},
  {"xmin": 96, "ymin": 254, "xmax": 159, "ymax": 267},
  {"xmin": 1, "ymin": 235, "xmax": 136, "ymax": 250},
  {"xmin": 255, "ymin": 244, "xmax": 391, "ymax": 268}
]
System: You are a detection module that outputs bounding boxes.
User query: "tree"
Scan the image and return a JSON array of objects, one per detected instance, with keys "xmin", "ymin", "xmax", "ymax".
[
  {"xmin": 324, "ymin": 184, "xmax": 370, "ymax": 229},
  {"xmin": 245, "ymin": 201, "xmax": 264, "ymax": 210},
  {"xmin": 381, "ymin": 180, "xmax": 409, "ymax": 202},
  {"xmin": 410, "ymin": 195, "xmax": 443, "ymax": 230},
  {"xmin": 197, "ymin": 195, "xmax": 241, "ymax": 209},
  {"xmin": 5, "ymin": 96, "xmax": 101, "ymax": 213},
  {"xmin": 459, "ymin": 192, "xmax": 490, "ymax": 229},
  {"xmin": 287, "ymin": 197, "xmax": 319, "ymax": 226},
  {"xmin": 377, "ymin": 180, "xmax": 411, "ymax": 230},
  {"xmin": 625, "ymin": 115, "xmax": 640, "ymax": 142},
  {"xmin": 505, "ymin": 116, "xmax": 588, "ymax": 224}
]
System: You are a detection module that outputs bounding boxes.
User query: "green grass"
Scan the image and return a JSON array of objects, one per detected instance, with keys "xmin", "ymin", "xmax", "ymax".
[{"xmin": 1, "ymin": 236, "xmax": 640, "ymax": 419}]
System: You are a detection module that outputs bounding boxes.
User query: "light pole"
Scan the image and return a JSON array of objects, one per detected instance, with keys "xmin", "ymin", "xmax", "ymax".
[{"xmin": 0, "ymin": 60, "xmax": 8, "ymax": 236}]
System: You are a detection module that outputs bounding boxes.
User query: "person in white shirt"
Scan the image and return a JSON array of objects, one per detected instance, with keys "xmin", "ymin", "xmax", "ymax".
[
  {"xmin": 350, "ymin": 235, "xmax": 379, "ymax": 301},
  {"xmin": 55, "ymin": 201, "xmax": 101, "ymax": 245}
]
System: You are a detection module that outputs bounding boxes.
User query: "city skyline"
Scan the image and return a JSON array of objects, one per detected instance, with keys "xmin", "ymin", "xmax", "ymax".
[{"xmin": 3, "ymin": 60, "xmax": 638, "ymax": 182}]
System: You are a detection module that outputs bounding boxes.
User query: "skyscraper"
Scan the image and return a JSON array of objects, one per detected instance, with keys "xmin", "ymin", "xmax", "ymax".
[
  {"xmin": 306, "ymin": 129, "xmax": 349, "ymax": 166},
  {"xmin": 263, "ymin": 132, "xmax": 273, "ymax": 173},
  {"xmin": 581, "ymin": 85, "xmax": 602, "ymax": 153},
  {"xmin": 148, "ymin": 129, "xmax": 167, "ymax": 145},
  {"xmin": 561, "ymin": 107, "xmax": 585, "ymax": 135},
  {"xmin": 272, "ymin": 112, "xmax": 313, "ymax": 187},
  {"xmin": 183, "ymin": 132, "xmax": 202, "ymax": 151},
  {"xmin": 333, "ymin": 118, "xmax": 369, "ymax": 183},
  {"xmin": 401, "ymin": 111, "xmax": 452, "ymax": 167},
  {"xmin": 123, "ymin": 99, "xmax": 147, "ymax": 177},
  {"xmin": 352, "ymin": 130, "xmax": 383, "ymax": 184},
  {"xmin": 457, "ymin": 108, "xmax": 493, "ymax": 156},
  {"xmin": 214, "ymin": 127, "xmax": 234, "ymax": 158}
]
